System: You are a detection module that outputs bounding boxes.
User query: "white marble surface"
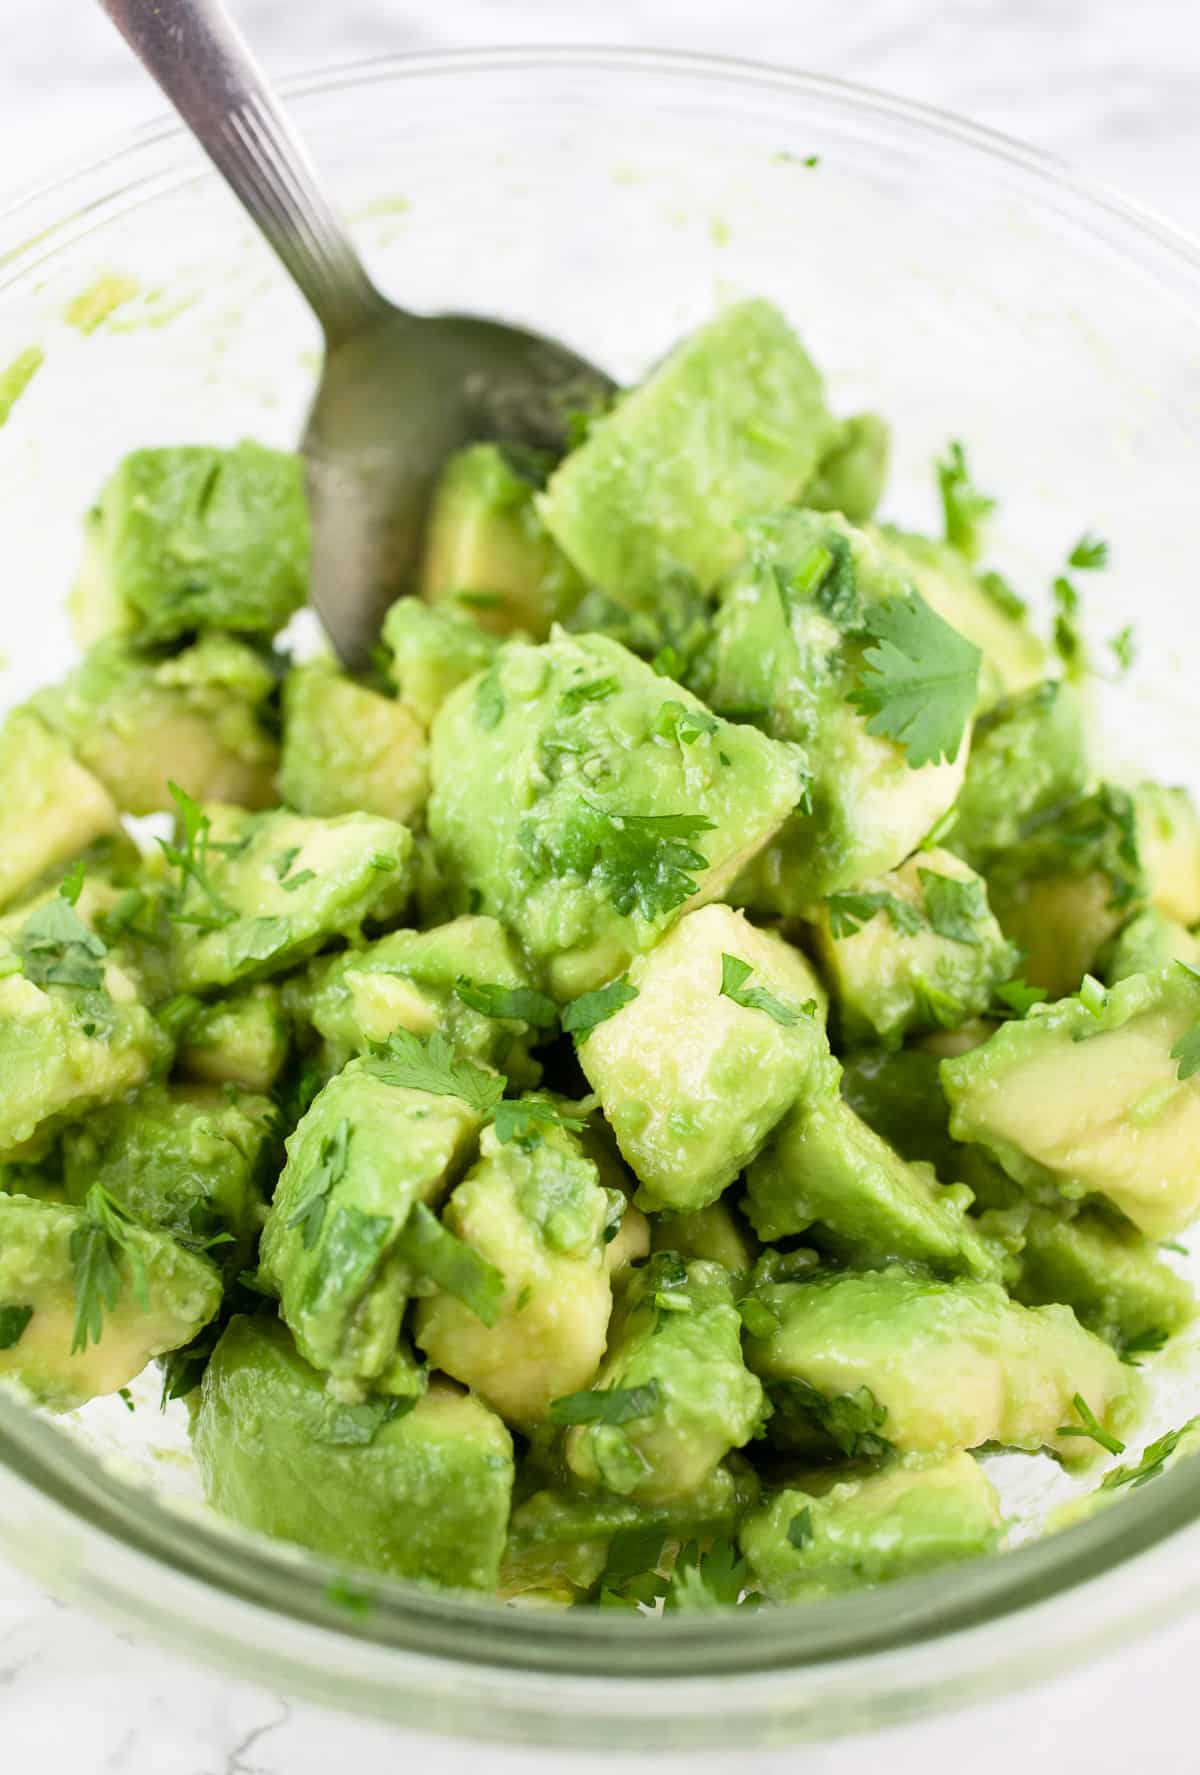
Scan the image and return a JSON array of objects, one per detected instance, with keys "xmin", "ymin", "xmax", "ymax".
[{"xmin": 4, "ymin": 1, "xmax": 1200, "ymax": 1767}]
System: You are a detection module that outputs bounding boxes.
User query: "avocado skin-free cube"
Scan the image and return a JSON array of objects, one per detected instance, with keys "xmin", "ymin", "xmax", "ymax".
[
  {"xmin": 540, "ymin": 300, "xmax": 836, "ymax": 609},
  {"xmin": 381, "ymin": 597, "xmax": 499, "ymax": 728},
  {"xmin": 708, "ymin": 510, "xmax": 968, "ymax": 913},
  {"xmin": 1135, "ymin": 782, "xmax": 1200, "ymax": 926},
  {"xmin": 740, "ymin": 1454, "xmax": 1002, "ymax": 1599},
  {"xmin": 0, "ymin": 712, "xmax": 120, "ymax": 911},
  {"xmin": 176, "ymin": 983, "xmax": 290, "ymax": 1094},
  {"xmin": 74, "ymin": 441, "xmax": 308, "ymax": 645},
  {"xmin": 742, "ymin": 1267, "xmax": 1130, "ymax": 1459},
  {"xmin": 420, "ymin": 443, "xmax": 586, "ymax": 638},
  {"xmin": 0, "ymin": 1192, "xmax": 221, "ymax": 1410},
  {"xmin": 193, "ymin": 1316, "xmax": 513, "ymax": 1592},
  {"xmin": 1012, "ymin": 1206, "xmax": 1195, "ymax": 1352},
  {"xmin": 170, "ymin": 806, "xmax": 413, "ymax": 994},
  {"xmin": 280, "ymin": 660, "xmax": 429, "ymax": 826},
  {"xmin": 564, "ymin": 1255, "xmax": 766, "ymax": 1505},
  {"xmin": 428, "ymin": 630, "xmax": 806, "ymax": 999},
  {"xmin": 802, "ymin": 413, "xmax": 890, "ymax": 524},
  {"xmin": 1102, "ymin": 908, "xmax": 1200, "ymax": 986},
  {"xmin": 260, "ymin": 1057, "xmax": 483, "ymax": 1383},
  {"xmin": 942, "ymin": 965, "xmax": 1200, "ymax": 1240},
  {"xmin": 577, "ymin": 904, "xmax": 829, "ymax": 1213},
  {"xmin": 812, "ymin": 848, "xmax": 1018, "ymax": 1048},
  {"xmin": 30, "ymin": 634, "xmax": 278, "ymax": 816},
  {"xmin": 415, "ymin": 1122, "xmax": 614, "ymax": 1427},
  {"xmin": 947, "ymin": 681, "xmax": 1089, "ymax": 870}
]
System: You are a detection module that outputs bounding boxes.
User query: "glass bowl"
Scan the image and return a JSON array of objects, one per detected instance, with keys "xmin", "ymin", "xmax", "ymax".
[{"xmin": 2, "ymin": 46, "xmax": 1200, "ymax": 1750}]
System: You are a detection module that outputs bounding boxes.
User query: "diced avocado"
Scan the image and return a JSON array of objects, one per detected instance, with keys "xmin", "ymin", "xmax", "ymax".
[
  {"xmin": 707, "ymin": 511, "xmax": 969, "ymax": 913},
  {"xmin": 71, "ymin": 441, "xmax": 308, "ymax": 645},
  {"xmin": 428, "ymin": 631, "xmax": 806, "ymax": 998},
  {"xmin": 30, "ymin": 633, "xmax": 279, "ymax": 815},
  {"xmin": 0, "ymin": 712, "xmax": 120, "ymax": 911},
  {"xmin": 742, "ymin": 1266, "xmax": 1130, "ymax": 1458},
  {"xmin": 1012, "ymin": 1206, "xmax": 1195, "ymax": 1353},
  {"xmin": 259, "ymin": 1057, "xmax": 483, "ymax": 1382},
  {"xmin": 811, "ymin": 848, "xmax": 1017, "ymax": 1047},
  {"xmin": 280, "ymin": 659, "xmax": 429, "ymax": 826},
  {"xmin": 169, "ymin": 805, "xmax": 412, "ymax": 994},
  {"xmin": 1102, "ymin": 908, "xmax": 1200, "ymax": 985},
  {"xmin": 576, "ymin": 905, "xmax": 829, "ymax": 1212},
  {"xmin": 192, "ymin": 1316, "xmax": 513, "ymax": 1591},
  {"xmin": 0, "ymin": 955, "xmax": 169, "ymax": 1159},
  {"xmin": 540, "ymin": 301, "xmax": 836, "ymax": 609},
  {"xmin": 502, "ymin": 1458, "xmax": 757, "ymax": 1601},
  {"xmin": 415, "ymin": 1121, "xmax": 614, "ymax": 1427},
  {"xmin": 295, "ymin": 915, "xmax": 544, "ymax": 1083},
  {"xmin": 1135, "ymin": 783, "xmax": 1200, "ymax": 926},
  {"xmin": 60, "ymin": 1082, "xmax": 278, "ymax": 1273},
  {"xmin": 744, "ymin": 1091, "xmax": 999, "ymax": 1278},
  {"xmin": 947, "ymin": 680, "xmax": 1089, "ymax": 870},
  {"xmin": 801, "ymin": 413, "xmax": 890, "ymax": 524},
  {"xmin": 420, "ymin": 443, "xmax": 585, "ymax": 638},
  {"xmin": 942, "ymin": 965, "xmax": 1200, "ymax": 1239},
  {"xmin": 652, "ymin": 1201, "xmax": 757, "ymax": 1280},
  {"xmin": 176, "ymin": 983, "xmax": 290, "ymax": 1093},
  {"xmin": 984, "ymin": 787, "xmax": 1144, "ymax": 998},
  {"xmin": 564, "ymin": 1255, "xmax": 766, "ymax": 1505},
  {"xmin": 740, "ymin": 1453, "xmax": 1002, "ymax": 1599},
  {"xmin": 0, "ymin": 1192, "xmax": 221, "ymax": 1410},
  {"xmin": 874, "ymin": 527, "xmax": 1046, "ymax": 704},
  {"xmin": 381, "ymin": 597, "xmax": 499, "ymax": 727}
]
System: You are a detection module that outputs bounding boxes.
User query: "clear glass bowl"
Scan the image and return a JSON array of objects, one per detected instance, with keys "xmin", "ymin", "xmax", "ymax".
[{"xmin": 2, "ymin": 46, "xmax": 1200, "ymax": 1750}]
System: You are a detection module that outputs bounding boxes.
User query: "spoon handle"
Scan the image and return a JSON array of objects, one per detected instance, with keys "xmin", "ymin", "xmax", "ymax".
[{"xmin": 98, "ymin": 0, "xmax": 386, "ymax": 342}]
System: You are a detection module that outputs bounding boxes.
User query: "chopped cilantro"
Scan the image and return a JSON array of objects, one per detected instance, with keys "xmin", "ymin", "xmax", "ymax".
[
  {"xmin": 787, "ymin": 1506, "xmax": 814, "ymax": 1550},
  {"xmin": 1108, "ymin": 625, "xmax": 1136, "ymax": 676},
  {"xmin": 0, "ymin": 1304, "xmax": 33, "ymax": 1350},
  {"xmin": 69, "ymin": 1184, "xmax": 148, "ymax": 1354},
  {"xmin": 777, "ymin": 1377, "xmax": 893, "ymax": 1461},
  {"xmin": 286, "ymin": 1117, "xmax": 352, "ymax": 1250},
  {"xmin": 491, "ymin": 1096, "xmax": 585, "ymax": 1152},
  {"xmin": 1101, "ymin": 1418, "xmax": 1200, "ymax": 1490},
  {"xmin": 978, "ymin": 569, "xmax": 1027, "ymax": 620},
  {"xmin": 848, "ymin": 591, "xmax": 981, "ymax": 767},
  {"xmin": 718, "ymin": 953, "xmax": 813, "ymax": 1026},
  {"xmin": 475, "ymin": 671, "xmax": 505, "ymax": 730},
  {"xmin": 364, "ymin": 1028, "xmax": 505, "ymax": 1115},
  {"xmin": 271, "ymin": 846, "xmax": 301, "ymax": 881},
  {"xmin": 561, "ymin": 675, "xmax": 620, "ymax": 714},
  {"xmin": 652, "ymin": 699, "xmax": 720, "ymax": 746},
  {"xmin": 158, "ymin": 781, "xmax": 237, "ymax": 931},
  {"xmin": 59, "ymin": 860, "xmax": 85, "ymax": 906},
  {"xmin": 547, "ymin": 1379, "xmax": 661, "ymax": 1426},
  {"xmin": 1069, "ymin": 532, "xmax": 1109, "ymax": 570},
  {"xmin": 17, "ymin": 896, "xmax": 108, "ymax": 991},
  {"xmin": 562, "ymin": 976, "xmax": 639, "ymax": 1040},
  {"xmin": 326, "ymin": 1578, "xmax": 376, "ymax": 1620},
  {"xmin": 994, "ymin": 977, "xmax": 1048, "ymax": 1017},
  {"xmin": 1170, "ymin": 962, "xmax": 1200, "ymax": 1081},
  {"xmin": 569, "ymin": 800, "xmax": 717, "ymax": 922},
  {"xmin": 1119, "ymin": 1327, "xmax": 1169, "ymax": 1367},
  {"xmin": 936, "ymin": 439, "xmax": 995, "ymax": 560},
  {"xmin": 316, "ymin": 1392, "xmax": 418, "ymax": 1447},
  {"xmin": 397, "ymin": 1202, "xmax": 505, "ymax": 1326},
  {"xmin": 118, "ymin": 1386, "xmax": 135, "ymax": 1413},
  {"xmin": 1052, "ymin": 574, "xmax": 1086, "ymax": 677},
  {"xmin": 664, "ymin": 1538, "xmax": 755, "ymax": 1611},
  {"xmin": 593, "ymin": 1525, "xmax": 669, "ymax": 1609},
  {"xmin": 918, "ymin": 869, "xmax": 989, "ymax": 946},
  {"xmin": 825, "ymin": 890, "xmax": 926, "ymax": 940},
  {"xmin": 454, "ymin": 976, "xmax": 559, "ymax": 1029},
  {"xmin": 1056, "ymin": 1391, "xmax": 1125, "ymax": 1457}
]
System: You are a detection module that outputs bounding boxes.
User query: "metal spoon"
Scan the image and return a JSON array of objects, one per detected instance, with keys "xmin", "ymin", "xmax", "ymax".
[{"xmin": 98, "ymin": 1, "xmax": 614, "ymax": 668}]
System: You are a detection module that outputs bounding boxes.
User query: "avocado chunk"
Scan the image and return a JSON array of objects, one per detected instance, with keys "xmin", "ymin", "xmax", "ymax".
[
  {"xmin": 30, "ymin": 633, "xmax": 279, "ymax": 815},
  {"xmin": 947, "ymin": 680, "xmax": 1089, "ymax": 870},
  {"xmin": 563, "ymin": 1254, "xmax": 766, "ymax": 1505},
  {"xmin": 259, "ymin": 1057, "xmax": 483, "ymax": 1383},
  {"xmin": 427, "ymin": 631, "xmax": 806, "ymax": 998},
  {"xmin": 167, "ymin": 805, "xmax": 412, "ymax": 994},
  {"xmin": 0, "ymin": 712, "xmax": 120, "ymax": 911},
  {"xmin": 60, "ymin": 1082, "xmax": 278, "ymax": 1274},
  {"xmin": 1135, "ymin": 783, "xmax": 1200, "ymax": 926},
  {"xmin": 192, "ymin": 1316, "xmax": 513, "ymax": 1591},
  {"xmin": 744, "ymin": 1091, "xmax": 999, "ymax": 1277},
  {"xmin": 280, "ymin": 659, "xmax": 429, "ymax": 826},
  {"xmin": 1102, "ymin": 908, "xmax": 1200, "ymax": 985},
  {"xmin": 942, "ymin": 965, "xmax": 1200, "ymax": 1239},
  {"xmin": 651, "ymin": 1201, "xmax": 757, "ymax": 1281},
  {"xmin": 414, "ymin": 1121, "xmax": 615, "ymax": 1427},
  {"xmin": 707, "ymin": 510, "xmax": 970, "ymax": 912},
  {"xmin": 381, "ymin": 597, "xmax": 499, "ymax": 727},
  {"xmin": 0, "ymin": 1192, "xmax": 221, "ymax": 1410},
  {"xmin": 874, "ymin": 527, "xmax": 1046, "ymax": 705},
  {"xmin": 420, "ymin": 443, "xmax": 585, "ymax": 638},
  {"xmin": 742, "ymin": 1267, "xmax": 1130, "ymax": 1458},
  {"xmin": 801, "ymin": 412, "xmax": 890, "ymax": 524},
  {"xmin": 176, "ymin": 982, "xmax": 290, "ymax": 1093},
  {"xmin": 71, "ymin": 441, "xmax": 308, "ymax": 646},
  {"xmin": 294, "ymin": 914, "xmax": 545, "ymax": 1082},
  {"xmin": 540, "ymin": 300, "xmax": 835, "ymax": 610},
  {"xmin": 576, "ymin": 905, "xmax": 829, "ymax": 1212},
  {"xmin": 740, "ymin": 1453, "xmax": 1002, "ymax": 1599},
  {"xmin": 812, "ymin": 847, "xmax": 1017, "ymax": 1047},
  {"xmin": 1012, "ymin": 1206, "xmax": 1195, "ymax": 1353}
]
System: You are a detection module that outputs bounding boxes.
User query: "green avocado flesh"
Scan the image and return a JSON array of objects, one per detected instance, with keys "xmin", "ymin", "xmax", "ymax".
[{"xmin": 1, "ymin": 300, "xmax": 1193, "ymax": 1611}]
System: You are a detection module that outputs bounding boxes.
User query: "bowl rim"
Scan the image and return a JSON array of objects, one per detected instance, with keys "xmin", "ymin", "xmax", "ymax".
[{"xmin": 3, "ymin": 41, "xmax": 1200, "ymax": 1743}]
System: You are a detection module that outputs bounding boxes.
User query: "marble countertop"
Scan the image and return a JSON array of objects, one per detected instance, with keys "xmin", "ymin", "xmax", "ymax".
[{"xmin": 3, "ymin": 1, "xmax": 1200, "ymax": 1768}]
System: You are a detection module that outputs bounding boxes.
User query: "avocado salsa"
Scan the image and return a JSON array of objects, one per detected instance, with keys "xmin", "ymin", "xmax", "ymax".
[{"xmin": 1, "ymin": 298, "xmax": 1199, "ymax": 1609}]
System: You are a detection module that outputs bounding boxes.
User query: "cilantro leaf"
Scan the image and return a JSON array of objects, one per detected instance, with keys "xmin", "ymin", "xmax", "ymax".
[
  {"xmin": 918, "ymin": 869, "xmax": 989, "ymax": 946},
  {"xmin": 936, "ymin": 439, "xmax": 995, "ymax": 560},
  {"xmin": 491, "ymin": 1096, "xmax": 586, "ymax": 1152},
  {"xmin": 1172, "ymin": 1025, "xmax": 1200, "ymax": 1081},
  {"xmin": 0, "ymin": 1304, "xmax": 33, "ymax": 1350},
  {"xmin": 774, "ymin": 535, "xmax": 863, "ymax": 633},
  {"xmin": 1056, "ymin": 1391, "xmax": 1125, "ymax": 1457},
  {"xmin": 271, "ymin": 846, "xmax": 301, "ymax": 882},
  {"xmin": 1052, "ymin": 574, "xmax": 1086, "ymax": 677},
  {"xmin": 978, "ymin": 569, "xmax": 1027, "ymax": 620},
  {"xmin": 561, "ymin": 675, "xmax": 620, "ymax": 715},
  {"xmin": 453, "ymin": 977, "xmax": 559, "ymax": 1029},
  {"xmin": 664, "ymin": 1538, "xmax": 755, "ymax": 1612},
  {"xmin": 315, "ymin": 1392, "xmax": 418, "ymax": 1448},
  {"xmin": 158, "ymin": 782, "xmax": 237, "ymax": 931},
  {"xmin": 397, "ymin": 1202, "xmax": 505, "ymax": 1325},
  {"xmin": 1101, "ymin": 1417, "xmax": 1200, "ymax": 1490},
  {"xmin": 1069, "ymin": 532, "xmax": 1109, "ymax": 570},
  {"xmin": 475, "ymin": 671, "xmax": 505, "ymax": 730},
  {"xmin": 547, "ymin": 1380, "xmax": 661, "ymax": 1426},
  {"xmin": 59, "ymin": 860, "xmax": 85, "ymax": 906},
  {"xmin": 652, "ymin": 699, "xmax": 720, "ymax": 746},
  {"xmin": 286, "ymin": 1117, "xmax": 352, "ymax": 1251},
  {"xmin": 17, "ymin": 897, "xmax": 108, "ymax": 991},
  {"xmin": 825, "ymin": 890, "xmax": 926, "ymax": 940},
  {"xmin": 787, "ymin": 1506, "xmax": 814, "ymax": 1550},
  {"xmin": 994, "ymin": 977, "xmax": 1048, "ymax": 1017},
  {"xmin": 568, "ymin": 801, "xmax": 717, "ymax": 922},
  {"xmin": 364, "ymin": 1028, "xmax": 506, "ymax": 1115},
  {"xmin": 1119, "ymin": 1327, "xmax": 1169, "ymax": 1367},
  {"xmin": 562, "ymin": 975, "xmax": 639, "ymax": 1039},
  {"xmin": 848, "ymin": 592, "xmax": 981, "ymax": 767},
  {"xmin": 593, "ymin": 1525, "xmax": 670, "ymax": 1609},
  {"xmin": 69, "ymin": 1184, "xmax": 148, "ymax": 1354},
  {"xmin": 718, "ymin": 953, "xmax": 814, "ymax": 1026},
  {"xmin": 1108, "ymin": 625, "xmax": 1136, "ymax": 676},
  {"xmin": 775, "ymin": 1377, "xmax": 893, "ymax": 1461}
]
